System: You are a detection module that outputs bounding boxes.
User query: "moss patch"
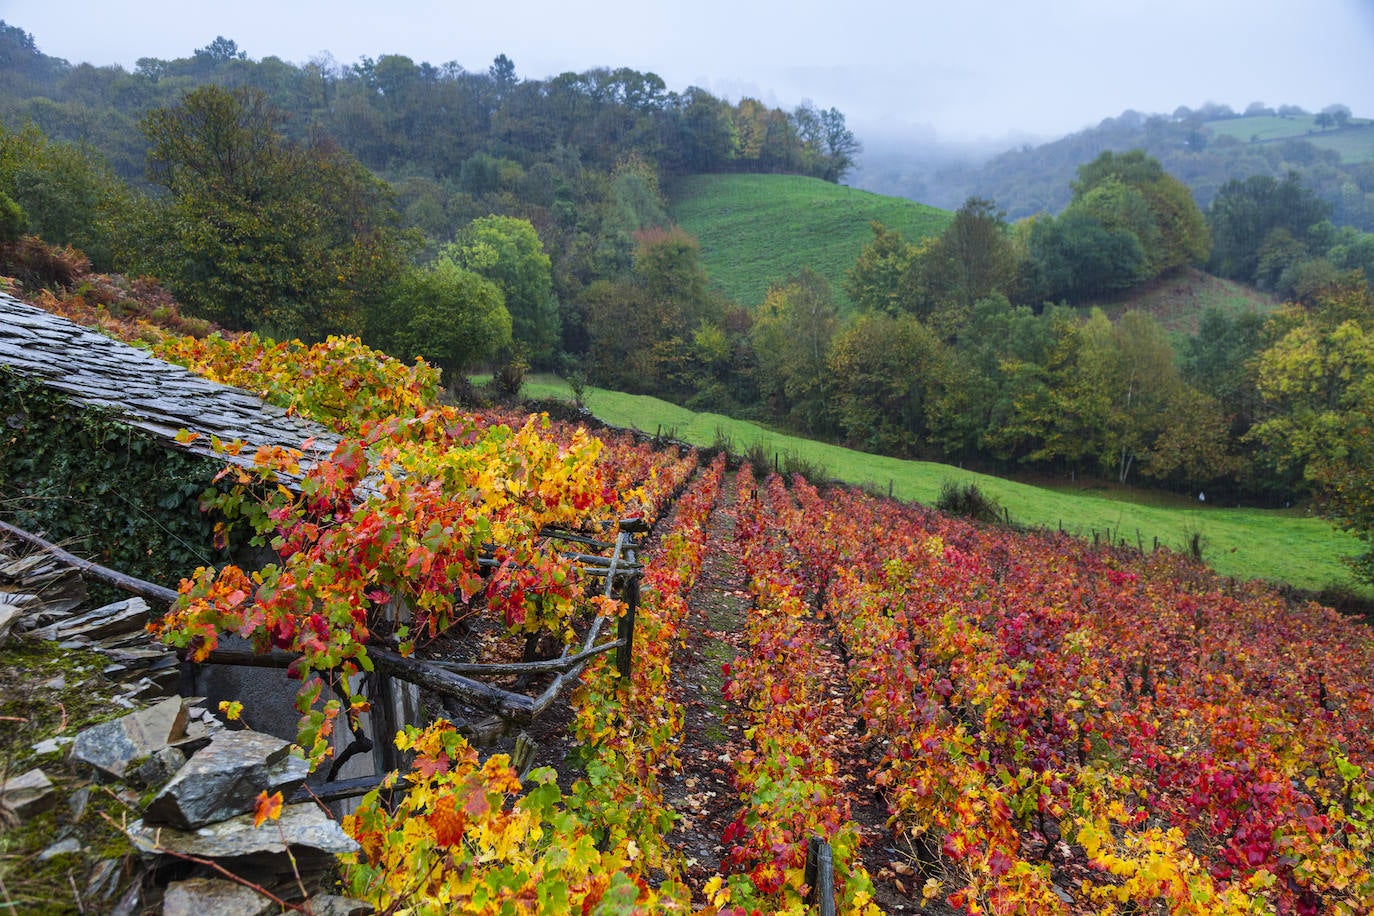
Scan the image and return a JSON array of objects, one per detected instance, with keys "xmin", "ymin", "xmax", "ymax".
[{"xmin": 0, "ymin": 637, "xmax": 147, "ymax": 912}]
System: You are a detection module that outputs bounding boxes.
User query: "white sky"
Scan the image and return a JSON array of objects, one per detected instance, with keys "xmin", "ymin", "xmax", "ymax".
[{"xmin": 4, "ymin": 0, "xmax": 1372, "ymax": 144}]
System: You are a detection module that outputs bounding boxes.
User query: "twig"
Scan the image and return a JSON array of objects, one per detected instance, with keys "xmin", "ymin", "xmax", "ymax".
[
  {"xmin": 277, "ymin": 819, "xmax": 314, "ymax": 916},
  {"xmin": 66, "ymin": 873, "xmax": 85, "ymax": 915},
  {"xmin": 0, "ymin": 716, "xmax": 27, "ymax": 723}
]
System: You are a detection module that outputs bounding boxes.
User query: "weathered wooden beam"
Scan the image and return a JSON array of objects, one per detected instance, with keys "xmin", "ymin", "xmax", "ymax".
[
  {"xmin": 290, "ymin": 774, "xmax": 387, "ymax": 804},
  {"xmin": 0, "ymin": 518, "xmax": 181, "ymax": 606},
  {"xmin": 370, "ymin": 647, "xmax": 535, "ymax": 720},
  {"xmin": 195, "ymin": 644, "xmax": 537, "ymax": 720},
  {"xmin": 427, "ymin": 638, "xmax": 622, "ymax": 676},
  {"xmin": 538, "ymin": 527, "xmax": 615, "ymax": 550}
]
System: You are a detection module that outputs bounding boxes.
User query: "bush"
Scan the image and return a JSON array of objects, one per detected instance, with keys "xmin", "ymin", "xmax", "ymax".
[
  {"xmin": 780, "ymin": 450, "xmax": 829, "ymax": 484},
  {"xmin": 0, "ymin": 191, "xmax": 26, "ymax": 243},
  {"xmin": 936, "ymin": 480, "xmax": 1006, "ymax": 524},
  {"xmin": 0, "ymin": 236, "xmax": 88, "ymax": 290}
]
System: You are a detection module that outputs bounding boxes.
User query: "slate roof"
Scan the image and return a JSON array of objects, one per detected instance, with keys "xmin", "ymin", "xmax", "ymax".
[{"xmin": 0, "ymin": 293, "xmax": 339, "ymax": 484}]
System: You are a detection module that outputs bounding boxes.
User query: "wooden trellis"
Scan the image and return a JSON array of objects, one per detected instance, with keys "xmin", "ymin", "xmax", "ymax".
[{"xmin": 0, "ymin": 516, "xmax": 647, "ymax": 801}]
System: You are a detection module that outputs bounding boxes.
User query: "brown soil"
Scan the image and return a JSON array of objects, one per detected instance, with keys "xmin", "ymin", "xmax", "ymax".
[{"xmin": 657, "ymin": 472, "xmax": 956, "ymax": 913}]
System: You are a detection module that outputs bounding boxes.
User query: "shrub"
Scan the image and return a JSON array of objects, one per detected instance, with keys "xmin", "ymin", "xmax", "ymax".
[{"xmin": 936, "ymin": 480, "xmax": 1005, "ymax": 524}]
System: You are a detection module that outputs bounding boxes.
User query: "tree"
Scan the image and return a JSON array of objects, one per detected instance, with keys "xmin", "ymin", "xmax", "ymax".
[
  {"xmin": 1103, "ymin": 311, "xmax": 1233, "ymax": 484},
  {"xmin": 632, "ymin": 225, "xmax": 719, "ymax": 332},
  {"xmin": 0, "ymin": 122, "xmax": 131, "ymax": 268},
  {"xmin": 1026, "ymin": 209, "xmax": 1148, "ymax": 303},
  {"xmin": 820, "ymin": 107, "xmax": 861, "ymax": 182},
  {"xmin": 1071, "ymin": 150, "xmax": 1209, "ymax": 276},
  {"xmin": 752, "ymin": 268, "xmax": 839, "ymax": 434},
  {"xmin": 674, "ymin": 87, "xmax": 738, "ymax": 173},
  {"xmin": 1207, "ymin": 173, "xmax": 1330, "ymax": 283},
  {"xmin": 583, "ymin": 228, "xmax": 719, "ymax": 395},
  {"xmin": 131, "ymin": 85, "xmax": 408, "ymax": 338},
  {"xmin": 921, "ymin": 196, "xmax": 1018, "ymax": 313},
  {"xmin": 1184, "ymin": 309, "xmax": 1266, "ymax": 438},
  {"xmin": 1251, "ymin": 278, "xmax": 1374, "ymax": 582},
  {"xmin": 489, "ymin": 54, "xmax": 517, "ymax": 94},
  {"xmin": 0, "ymin": 189, "xmax": 21, "ymax": 242},
  {"xmin": 445, "ymin": 215, "xmax": 559, "ymax": 365},
  {"xmin": 390, "ymin": 259, "xmax": 512, "ymax": 385},
  {"xmin": 827, "ymin": 312, "xmax": 947, "ymax": 455},
  {"xmin": 844, "ymin": 221, "xmax": 916, "ymax": 315}
]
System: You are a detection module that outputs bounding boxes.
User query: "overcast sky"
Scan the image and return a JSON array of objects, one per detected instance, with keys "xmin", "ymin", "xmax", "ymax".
[{"xmin": 5, "ymin": 0, "xmax": 1372, "ymax": 145}]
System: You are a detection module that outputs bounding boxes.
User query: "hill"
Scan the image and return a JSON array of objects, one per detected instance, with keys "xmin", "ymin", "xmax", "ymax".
[
  {"xmin": 1204, "ymin": 114, "xmax": 1374, "ymax": 162},
  {"xmin": 667, "ymin": 173, "xmax": 950, "ymax": 309},
  {"xmin": 858, "ymin": 107, "xmax": 1374, "ymax": 232},
  {"xmin": 1097, "ymin": 267, "xmax": 1279, "ymax": 334}
]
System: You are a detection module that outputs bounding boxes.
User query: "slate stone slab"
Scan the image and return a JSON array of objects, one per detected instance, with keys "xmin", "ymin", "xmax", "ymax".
[
  {"xmin": 127, "ymin": 802, "xmax": 360, "ymax": 860},
  {"xmin": 309, "ymin": 895, "xmax": 374, "ymax": 916},
  {"xmin": 0, "ymin": 293, "xmax": 343, "ymax": 491},
  {"xmin": 69, "ymin": 695, "xmax": 188, "ymax": 780},
  {"xmin": 161, "ymin": 877, "xmax": 275, "ymax": 916},
  {"xmin": 0, "ymin": 602, "xmax": 19, "ymax": 645},
  {"xmin": 1, "ymin": 767, "xmax": 56, "ymax": 820},
  {"xmin": 29, "ymin": 596, "xmax": 148, "ymax": 641},
  {"xmin": 144, "ymin": 730, "xmax": 308, "ymax": 829}
]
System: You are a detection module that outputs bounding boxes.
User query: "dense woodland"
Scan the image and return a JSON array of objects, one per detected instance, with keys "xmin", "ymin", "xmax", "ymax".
[{"xmin": 1, "ymin": 21, "xmax": 1373, "ymax": 584}]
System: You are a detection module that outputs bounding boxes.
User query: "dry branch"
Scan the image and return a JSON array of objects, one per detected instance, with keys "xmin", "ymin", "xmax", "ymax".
[{"xmin": 0, "ymin": 518, "xmax": 181, "ymax": 606}]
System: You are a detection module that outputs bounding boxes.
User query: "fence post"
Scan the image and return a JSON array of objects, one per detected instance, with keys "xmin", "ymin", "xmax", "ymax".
[
  {"xmin": 616, "ymin": 573, "xmax": 639, "ymax": 682},
  {"xmin": 804, "ymin": 836, "xmax": 836, "ymax": 915}
]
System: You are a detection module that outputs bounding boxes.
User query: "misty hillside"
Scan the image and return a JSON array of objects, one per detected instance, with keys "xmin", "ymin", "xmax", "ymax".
[{"xmin": 855, "ymin": 104, "xmax": 1374, "ymax": 231}]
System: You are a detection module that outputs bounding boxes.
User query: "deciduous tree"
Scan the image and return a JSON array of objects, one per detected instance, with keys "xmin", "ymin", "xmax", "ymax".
[
  {"xmin": 445, "ymin": 214, "xmax": 560, "ymax": 365},
  {"xmin": 1252, "ymin": 278, "xmax": 1374, "ymax": 582},
  {"xmin": 131, "ymin": 84, "xmax": 408, "ymax": 338},
  {"xmin": 390, "ymin": 258, "xmax": 512, "ymax": 385},
  {"xmin": 752, "ymin": 268, "xmax": 839, "ymax": 435}
]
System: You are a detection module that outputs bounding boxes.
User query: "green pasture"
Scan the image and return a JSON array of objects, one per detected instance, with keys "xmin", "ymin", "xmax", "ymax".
[
  {"xmin": 668, "ymin": 173, "xmax": 950, "ymax": 310},
  {"xmin": 1205, "ymin": 115, "xmax": 1320, "ymax": 142},
  {"xmin": 1306, "ymin": 126, "xmax": 1374, "ymax": 162},
  {"xmin": 520, "ymin": 374, "xmax": 1366, "ymax": 597},
  {"xmin": 1204, "ymin": 116, "xmax": 1374, "ymax": 163}
]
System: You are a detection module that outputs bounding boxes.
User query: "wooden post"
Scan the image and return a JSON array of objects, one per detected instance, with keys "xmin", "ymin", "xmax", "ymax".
[
  {"xmin": 616, "ymin": 574, "xmax": 639, "ymax": 681},
  {"xmin": 804, "ymin": 836, "xmax": 836, "ymax": 915}
]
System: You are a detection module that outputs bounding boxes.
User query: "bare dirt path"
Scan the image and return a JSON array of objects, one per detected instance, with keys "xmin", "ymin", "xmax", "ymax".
[{"xmin": 659, "ymin": 471, "xmax": 948, "ymax": 913}]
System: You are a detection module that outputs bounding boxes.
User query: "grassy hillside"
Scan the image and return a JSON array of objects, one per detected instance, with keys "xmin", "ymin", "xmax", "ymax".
[
  {"xmin": 1098, "ymin": 267, "xmax": 1279, "ymax": 334},
  {"xmin": 1205, "ymin": 115, "xmax": 1374, "ymax": 162},
  {"xmin": 668, "ymin": 173, "xmax": 951, "ymax": 310},
  {"xmin": 521, "ymin": 375, "xmax": 1366, "ymax": 598}
]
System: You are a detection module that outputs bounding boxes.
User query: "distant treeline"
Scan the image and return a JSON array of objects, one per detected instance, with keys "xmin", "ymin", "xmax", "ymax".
[
  {"xmin": 860, "ymin": 103, "xmax": 1374, "ymax": 233},
  {"xmin": 0, "ymin": 24, "xmax": 859, "ymax": 196},
  {"xmin": 0, "ymin": 20, "xmax": 858, "ymax": 363}
]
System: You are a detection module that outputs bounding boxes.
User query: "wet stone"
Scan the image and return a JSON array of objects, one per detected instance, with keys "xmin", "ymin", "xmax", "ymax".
[
  {"xmin": 161, "ymin": 877, "xmax": 275, "ymax": 916},
  {"xmin": 144, "ymin": 730, "xmax": 308, "ymax": 829},
  {"xmin": 69, "ymin": 695, "xmax": 188, "ymax": 780},
  {"xmin": 1, "ymin": 767, "xmax": 56, "ymax": 820}
]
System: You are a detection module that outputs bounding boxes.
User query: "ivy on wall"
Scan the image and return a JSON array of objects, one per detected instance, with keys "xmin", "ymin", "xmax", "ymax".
[{"xmin": 0, "ymin": 368, "xmax": 232, "ymax": 596}]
